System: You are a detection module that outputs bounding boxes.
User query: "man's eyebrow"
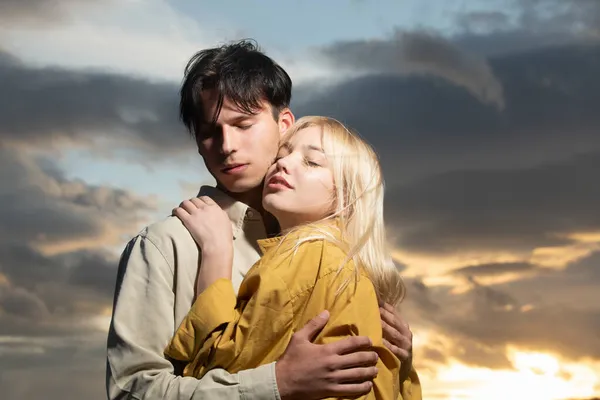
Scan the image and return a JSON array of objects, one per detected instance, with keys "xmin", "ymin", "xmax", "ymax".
[
  {"xmin": 199, "ymin": 114, "xmax": 255, "ymax": 127},
  {"xmin": 226, "ymin": 115, "xmax": 256, "ymax": 125}
]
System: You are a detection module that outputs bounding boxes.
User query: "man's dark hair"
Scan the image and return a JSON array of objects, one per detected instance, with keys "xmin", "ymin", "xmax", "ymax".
[{"xmin": 180, "ymin": 39, "xmax": 292, "ymax": 141}]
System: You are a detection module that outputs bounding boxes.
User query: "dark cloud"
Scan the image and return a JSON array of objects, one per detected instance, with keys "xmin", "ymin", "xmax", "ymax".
[
  {"xmin": 386, "ymin": 151, "xmax": 600, "ymax": 254},
  {"xmin": 449, "ymin": 301, "xmax": 600, "ymax": 361},
  {"xmin": 455, "ymin": 11, "xmax": 511, "ymax": 34},
  {"xmin": 405, "ymin": 251, "xmax": 600, "ymax": 366},
  {"xmin": 0, "ymin": 285, "xmax": 50, "ymax": 319},
  {"xmin": 490, "ymin": 250, "xmax": 600, "ymax": 310},
  {"xmin": 0, "ymin": 50, "xmax": 189, "ymax": 157},
  {"xmin": 0, "ymin": 0, "xmax": 106, "ymax": 25},
  {"xmin": 451, "ymin": 262, "xmax": 537, "ymax": 277},
  {"xmin": 0, "ymin": 136, "xmax": 155, "ymax": 342},
  {"xmin": 297, "ymin": 44, "xmax": 600, "ymax": 185},
  {"xmin": 0, "ymin": 338, "xmax": 106, "ymax": 400},
  {"xmin": 0, "ymin": 241, "xmax": 119, "ymax": 335},
  {"xmin": 517, "ymin": 0, "xmax": 600, "ymax": 38},
  {"xmin": 318, "ymin": 30, "xmax": 505, "ymax": 109},
  {"xmin": 455, "ymin": 0, "xmax": 600, "ymax": 56},
  {"xmin": 0, "ymin": 147, "xmax": 156, "ymax": 247},
  {"xmin": 296, "ymin": 42, "xmax": 600, "ymax": 255}
]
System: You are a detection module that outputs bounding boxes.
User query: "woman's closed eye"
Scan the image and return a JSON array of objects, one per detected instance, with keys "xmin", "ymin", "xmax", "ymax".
[{"xmin": 304, "ymin": 157, "xmax": 321, "ymax": 167}]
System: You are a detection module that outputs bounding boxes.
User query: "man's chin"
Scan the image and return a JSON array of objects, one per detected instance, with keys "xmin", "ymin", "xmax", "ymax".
[{"xmin": 218, "ymin": 176, "xmax": 262, "ymax": 194}]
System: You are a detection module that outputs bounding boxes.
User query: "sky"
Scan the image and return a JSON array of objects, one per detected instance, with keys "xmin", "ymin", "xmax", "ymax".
[{"xmin": 1, "ymin": 0, "xmax": 599, "ymax": 399}]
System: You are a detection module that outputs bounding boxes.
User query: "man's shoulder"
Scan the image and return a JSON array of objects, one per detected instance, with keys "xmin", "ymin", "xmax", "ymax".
[{"xmin": 130, "ymin": 216, "xmax": 197, "ymax": 255}]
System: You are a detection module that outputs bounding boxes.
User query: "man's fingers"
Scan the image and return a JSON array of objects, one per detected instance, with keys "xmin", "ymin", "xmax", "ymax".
[
  {"xmin": 383, "ymin": 338, "xmax": 410, "ymax": 362},
  {"xmin": 382, "ymin": 303, "xmax": 412, "ymax": 336},
  {"xmin": 379, "ymin": 306, "xmax": 398, "ymax": 329},
  {"xmin": 328, "ymin": 335, "xmax": 372, "ymax": 355},
  {"xmin": 383, "ymin": 302, "xmax": 396, "ymax": 314},
  {"xmin": 333, "ymin": 366, "xmax": 378, "ymax": 383},
  {"xmin": 295, "ymin": 310, "xmax": 330, "ymax": 342},
  {"xmin": 381, "ymin": 319, "xmax": 404, "ymax": 345},
  {"xmin": 333, "ymin": 350, "xmax": 378, "ymax": 369}
]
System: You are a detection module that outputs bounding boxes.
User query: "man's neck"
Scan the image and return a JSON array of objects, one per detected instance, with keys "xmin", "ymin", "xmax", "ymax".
[
  {"xmin": 215, "ymin": 183, "xmax": 280, "ymax": 236},
  {"xmin": 216, "ymin": 183, "xmax": 264, "ymax": 212}
]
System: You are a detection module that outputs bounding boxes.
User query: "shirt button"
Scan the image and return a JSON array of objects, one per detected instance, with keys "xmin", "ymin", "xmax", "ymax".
[{"xmin": 247, "ymin": 210, "xmax": 254, "ymax": 218}]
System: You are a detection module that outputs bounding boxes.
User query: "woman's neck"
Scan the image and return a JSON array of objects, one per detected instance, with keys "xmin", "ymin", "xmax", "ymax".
[{"xmin": 276, "ymin": 215, "xmax": 338, "ymax": 236}]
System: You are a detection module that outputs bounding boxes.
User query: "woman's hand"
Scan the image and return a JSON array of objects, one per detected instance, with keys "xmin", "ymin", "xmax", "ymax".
[
  {"xmin": 173, "ymin": 196, "xmax": 234, "ymax": 293},
  {"xmin": 172, "ymin": 196, "xmax": 233, "ymax": 256}
]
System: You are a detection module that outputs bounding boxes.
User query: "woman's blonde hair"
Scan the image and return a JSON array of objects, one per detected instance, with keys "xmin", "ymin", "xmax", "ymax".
[{"xmin": 281, "ymin": 116, "xmax": 405, "ymax": 306}]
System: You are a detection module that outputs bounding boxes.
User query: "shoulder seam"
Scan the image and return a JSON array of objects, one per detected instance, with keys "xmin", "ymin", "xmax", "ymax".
[{"xmin": 138, "ymin": 233, "xmax": 175, "ymax": 275}]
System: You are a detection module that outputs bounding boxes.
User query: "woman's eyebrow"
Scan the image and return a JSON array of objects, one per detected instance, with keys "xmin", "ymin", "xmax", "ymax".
[{"xmin": 304, "ymin": 145, "xmax": 324, "ymax": 153}]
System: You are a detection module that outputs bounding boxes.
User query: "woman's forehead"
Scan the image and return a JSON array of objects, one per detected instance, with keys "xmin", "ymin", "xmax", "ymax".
[{"xmin": 283, "ymin": 125, "xmax": 324, "ymax": 148}]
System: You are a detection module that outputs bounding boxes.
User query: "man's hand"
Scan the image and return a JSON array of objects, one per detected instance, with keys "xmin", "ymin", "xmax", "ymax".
[
  {"xmin": 380, "ymin": 303, "xmax": 413, "ymax": 381},
  {"xmin": 276, "ymin": 310, "xmax": 379, "ymax": 400}
]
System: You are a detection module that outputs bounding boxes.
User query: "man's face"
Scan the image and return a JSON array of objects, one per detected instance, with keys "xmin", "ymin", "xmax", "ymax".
[{"xmin": 196, "ymin": 91, "xmax": 293, "ymax": 194}]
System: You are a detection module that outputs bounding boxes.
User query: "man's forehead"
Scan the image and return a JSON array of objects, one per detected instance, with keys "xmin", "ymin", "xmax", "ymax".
[{"xmin": 200, "ymin": 90, "xmax": 267, "ymax": 123}]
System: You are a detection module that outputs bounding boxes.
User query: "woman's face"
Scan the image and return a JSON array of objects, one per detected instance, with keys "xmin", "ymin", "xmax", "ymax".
[{"xmin": 262, "ymin": 126, "xmax": 335, "ymax": 231}]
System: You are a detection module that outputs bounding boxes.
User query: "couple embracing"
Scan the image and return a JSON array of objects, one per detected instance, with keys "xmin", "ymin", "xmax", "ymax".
[{"xmin": 106, "ymin": 40, "xmax": 421, "ymax": 400}]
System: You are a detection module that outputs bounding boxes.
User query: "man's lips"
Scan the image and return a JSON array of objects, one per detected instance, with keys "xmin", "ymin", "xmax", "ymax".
[
  {"xmin": 267, "ymin": 175, "xmax": 293, "ymax": 189},
  {"xmin": 220, "ymin": 164, "xmax": 248, "ymax": 174}
]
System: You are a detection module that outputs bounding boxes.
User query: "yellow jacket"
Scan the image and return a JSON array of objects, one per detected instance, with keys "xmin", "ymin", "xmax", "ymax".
[{"xmin": 165, "ymin": 225, "xmax": 421, "ymax": 399}]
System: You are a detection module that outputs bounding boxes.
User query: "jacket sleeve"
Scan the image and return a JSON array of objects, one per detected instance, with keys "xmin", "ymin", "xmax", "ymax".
[
  {"xmin": 106, "ymin": 234, "xmax": 279, "ymax": 400},
  {"xmin": 401, "ymin": 366, "xmax": 422, "ymax": 400},
  {"xmin": 164, "ymin": 265, "xmax": 294, "ymax": 381}
]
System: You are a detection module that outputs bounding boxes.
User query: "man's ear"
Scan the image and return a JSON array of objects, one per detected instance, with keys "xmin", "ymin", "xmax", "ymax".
[{"xmin": 278, "ymin": 108, "xmax": 295, "ymax": 136}]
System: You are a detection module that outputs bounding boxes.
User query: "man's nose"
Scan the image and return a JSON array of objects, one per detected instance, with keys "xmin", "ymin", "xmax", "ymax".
[{"xmin": 220, "ymin": 126, "xmax": 239, "ymax": 155}]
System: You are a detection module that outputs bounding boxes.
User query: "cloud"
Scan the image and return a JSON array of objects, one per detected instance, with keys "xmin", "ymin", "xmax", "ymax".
[
  {"xmin": 295, "ymin": 41, "xmax": 600, "ymax": 256},
  {"xmin": 0, "ymin": 141, "xmax": 155, "ymax": 343},
  {"xmin": 0, "ymin": 147, "xmax": 158, "ymax": 250},
  {"xmin": 517, "ymin": 0, "xmax": 600, "ymax": 39},
  {"xmin": 0, "ymin": 336, "xmax": 106, "ymax": 400},
  {"xmin": 451, "ymin": 262, "xmax": 538, "ymax": 277},
  {"xmin": 456, "ymin": 11, "xmax": 511, "ymax": 34},
  {"xmin": 404, "ymin": 250, "xmax": 600, "ymax": 367},
  {"xmin": 455, "ymin": 0, "xmax": 600, "ymax": 57},
  {"xmin": 296, "ymin": 43, "xmax": 600, "ymax": 183},
  {"xmin": 0, "ymin": 50, "xmax": 191, "ymax": 158},
  {"xmin": 386, "ymin": 151, "xmax": 600, "ymax": 255},
  {"xmin": 0, "ymin": 0, "xmax": 226, "ymax": 82},
  {"xmin": 319, "ymin": 30, "xmax": 505, "ymax": 109},
  {"xmin": 0, "ymin": 0, "xmax": 106, "ymax": 26}
]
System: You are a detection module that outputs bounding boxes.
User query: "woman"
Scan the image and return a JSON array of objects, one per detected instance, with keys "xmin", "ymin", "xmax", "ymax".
[{"xmin": 165, "ymin": 116, "xmax": 406, "ymax": 399}]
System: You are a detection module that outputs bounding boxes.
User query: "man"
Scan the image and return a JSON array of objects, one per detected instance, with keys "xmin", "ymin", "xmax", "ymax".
[{"xmin": 106, "ymin": 39, "xmax": 420, "ymax": 400}]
